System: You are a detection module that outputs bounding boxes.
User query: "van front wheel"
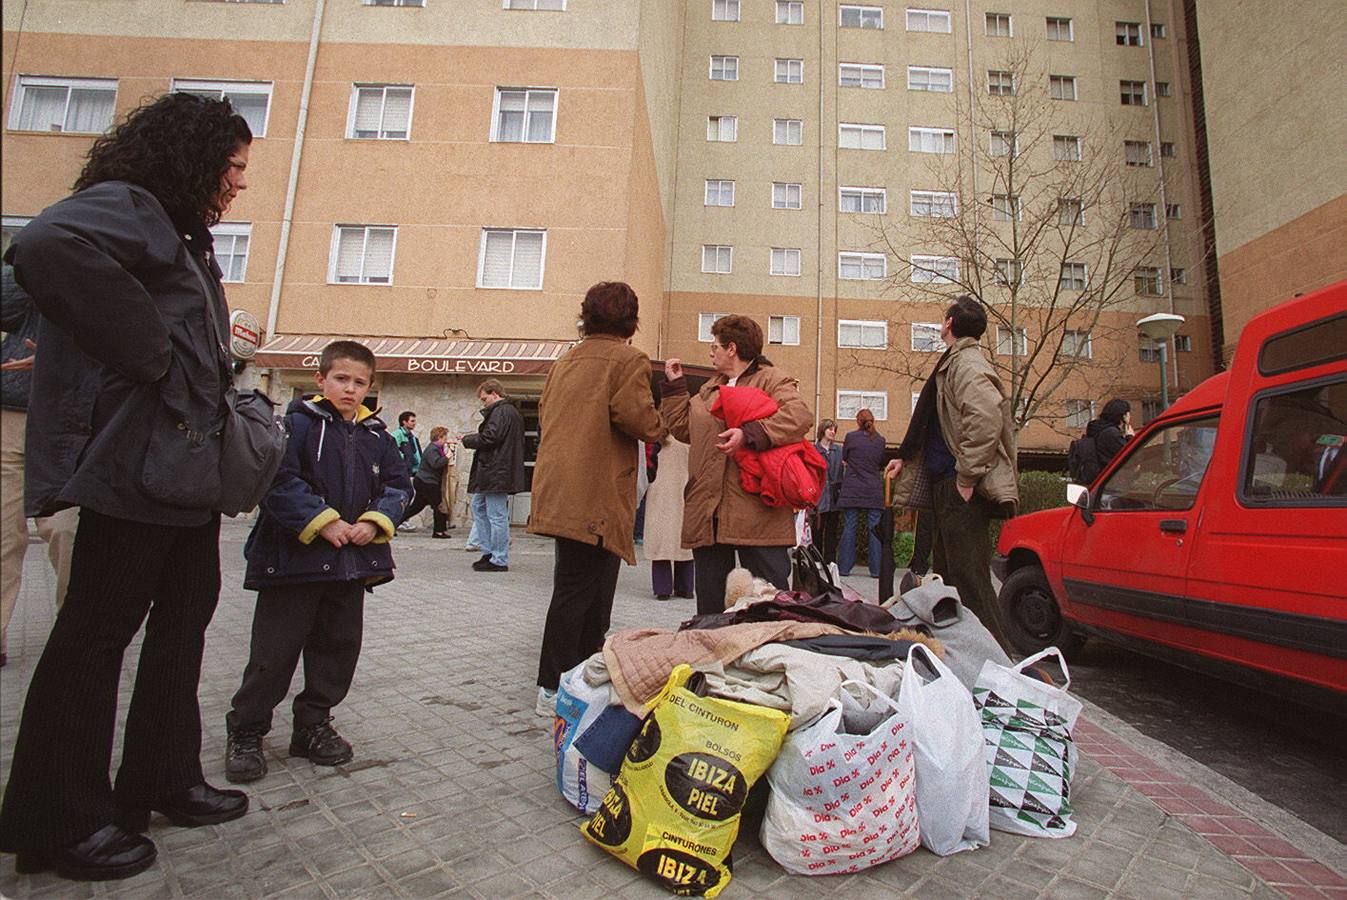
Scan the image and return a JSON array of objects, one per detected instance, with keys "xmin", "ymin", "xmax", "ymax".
[{"xmin": 998, "ymin": 565, "xmax": 1086, "ymax": 658}]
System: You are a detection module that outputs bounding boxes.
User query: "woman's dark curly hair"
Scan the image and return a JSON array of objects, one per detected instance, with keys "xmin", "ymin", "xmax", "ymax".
[{"xmin": 74, "ymin": 92, "xmax": 252, "ymax": 227}]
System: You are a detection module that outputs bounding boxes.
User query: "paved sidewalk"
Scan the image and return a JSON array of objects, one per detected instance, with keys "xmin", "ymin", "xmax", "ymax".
[{"xmin": 2, "ymin": 521, "xmax": 1344, "ymax": 898}]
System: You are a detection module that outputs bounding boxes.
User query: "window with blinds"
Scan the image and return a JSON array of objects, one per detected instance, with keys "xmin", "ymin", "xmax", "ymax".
[
  {"xmin": 910, "ymin": 190, "xmax": 958, "ymax": 218},
  {"xmin": 840, "ymin": 187, "xmax": 887, "ymax": 213},
  {"xmin": 908, "ymin": 126, "xmax": 955, "ymax": 154},
  {"xmin": 839, "ymin": 252, "xmax": 886, "ymax": 280},
  {"xmin": 331, "ymin": 225, "xmax": 397, "ymax": 285},
  {"xmin": 492, "ymin": 87, "xmax": 556, "ymax": 143},
  {"xmin": 707, "ymin": 115, "xmax": 738, "ymax": 141},
  {"xmin": 770, "ymin": 248, "xmax": 801, "ymax": 276},
  {"xmin": 839, "ymin": 63, "xmax": 884, "ymax": 89},
  {"xmin": 911, "ymin": 323, "xmax": 947, "ymax": 352},
  {"xmin": 477, "ymin": 228, "xmax": 546, "ymax": 289},
  {"xmin": 10, "ymin": 76, "xmax": 117, "ymax": 134},
  {"xmin": 774, "ymin": 118, "xmax": 803, "ymax": 145},
  {"xmin": 906, "ymin": 8, "xmax": 951, "ymax": 32},
  {"xmin": 775, "ymin": 59, "xmax": 804, "ymax": 83},
  {"xmin": 838, "ymin": 390, "xmax": 888, "ymax": 420},
  {"xmin": 705, "ymin": 179, "xmax": 735, "ymax": 206},
  {"xmin": 702, "ymin": 245, "xmax": 733, "ymax": 274},
  {"xmin": 838, "ymin": 319, "xmax": 887, "ymax": 349},
  {"xmin": 910, "ymin": 255, "xmax": 959, "ymax": 283},
  {"xmin": 907, "ymin": 66, "xmax": 953, "ymax": 92},
  {"xmin": 772, "ymin": 182, "xmax": 802, "ymax": 209},
  {"xmin": 348, "ymin": 84, "xmax": 413, "ymax": 139},
  {"xmin": 210, "ymin": 222, "xmax": 252, "ymax": 283},
  {"xmin": 504, "ymin": 0, "xmax": 566, "ymax": 8},
  {"xmin": 769, "ymin": 315, "xmax": 801, "ymax": 345},
  {"xmin": 174, "ymin": 79, "xmax": 272, "ymax": 136},
  {"xmin": 839, "ymin": 123, "xmax": 885, "ymax": 150},
  {"xmin": 698, "ymin": 312, "xmax": 730, "ymax": 342}
]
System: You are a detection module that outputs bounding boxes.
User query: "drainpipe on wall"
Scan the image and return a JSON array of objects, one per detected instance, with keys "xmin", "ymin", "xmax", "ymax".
[
  {"xmin": 813, "ymin": 0, "xmax": 825, "ymax": 423},
  {"xmin": 261, "ymin": 0, "xmax": 327, "ymax": 396},
  {"xmin": 963, "ymin": 0, "xmax": 981, "ymax": 277},
  {"xmin": 1143, "ymin": 0, "xmax": 1179, "ymax": 391}
]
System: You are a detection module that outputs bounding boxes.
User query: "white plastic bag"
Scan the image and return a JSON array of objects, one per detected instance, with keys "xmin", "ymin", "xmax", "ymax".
[
  {"xmin": 554, "ymin": 663, "xmax": 615, "ymax": 814},
  {"xmin": 897, "ymin": 643, "xmax": 990, "ymax": 855},
  {"xmin": 761, "ymin": 680, "xmax": 920, "ymax": 875},
  {"xmin": 973, "ymin": 648, "xmax": 1083, "ymax": 838}
]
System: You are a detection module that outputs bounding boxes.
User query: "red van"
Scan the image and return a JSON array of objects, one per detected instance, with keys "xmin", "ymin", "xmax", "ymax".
[{"xmin": 993, "ymin": 281, "xmax": 1347, "ymax": 700}]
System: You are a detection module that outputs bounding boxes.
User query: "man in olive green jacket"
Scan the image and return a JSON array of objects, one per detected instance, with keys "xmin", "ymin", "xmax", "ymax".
[{"xmin": 887, "ymin": 296, "xmax": 1017, "ymax": 639}]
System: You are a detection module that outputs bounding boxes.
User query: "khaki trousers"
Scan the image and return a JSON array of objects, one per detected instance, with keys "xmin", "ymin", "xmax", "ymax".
[{"xmin": 1, "ymin": 408, "xmax": 78, "ymax": 655}]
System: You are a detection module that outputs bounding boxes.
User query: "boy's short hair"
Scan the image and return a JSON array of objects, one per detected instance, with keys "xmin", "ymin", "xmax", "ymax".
[
  {"xmin": 478, "ymin": 378, "xmax": 505, "ymax": 399},
  {"xmin": 318, "ymin": 340, "xmax": 376, "ymax": 375}
]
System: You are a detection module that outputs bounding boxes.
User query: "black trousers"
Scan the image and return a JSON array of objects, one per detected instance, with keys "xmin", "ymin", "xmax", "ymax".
[
  {"xmin": 811, "ymin": 509, "xmax": 842, "ymax": 565},
  {"xmin": 227, "ymin": 580, "xmax": 365, "ymax": 734},
  {"xmin": 692, "ymin": 543, "xmax": 791, "ymax": 615},
  {"xmin": 910, "ymin": 509, "xmax": 935, "ymax": 576},
  {"xmin": 402, "ymin": 479, "xmax": 448, "ymax": 533},
  {"xmin": 929, "ymin": 476, "xmax": 1004, "ymax": 640},
  {"xmin": 0, "ymin": 509, "xmax": 221, "ymax": 852},
  {"xmin": 536, "ymin": 537, "xmax": 621, "ymax": 690}
]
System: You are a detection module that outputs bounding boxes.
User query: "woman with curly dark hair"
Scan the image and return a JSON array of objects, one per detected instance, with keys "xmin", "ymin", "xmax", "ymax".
[{"xmin": 0, "ymin": 92, "xmax": 252, "ymax": 881}]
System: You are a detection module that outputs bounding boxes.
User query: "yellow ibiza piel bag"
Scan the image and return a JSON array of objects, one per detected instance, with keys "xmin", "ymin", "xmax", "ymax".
[{"xmin": 582, "ymin": 665, "xmax": 789, "ymax": 897}]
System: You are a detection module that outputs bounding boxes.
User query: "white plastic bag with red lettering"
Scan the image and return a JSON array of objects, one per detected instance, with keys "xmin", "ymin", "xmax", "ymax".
[{"xmin": 760, "ymin": 680, "xmax": 920, "ymax": 875}]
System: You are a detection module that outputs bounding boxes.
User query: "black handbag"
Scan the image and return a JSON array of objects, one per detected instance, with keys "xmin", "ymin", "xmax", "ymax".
[{"xmin": 790, "ymin": 542, "xmax": 838, "ymax": 598}]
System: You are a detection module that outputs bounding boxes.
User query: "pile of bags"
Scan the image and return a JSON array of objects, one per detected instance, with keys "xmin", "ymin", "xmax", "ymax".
[{"xmin": 550, "ymin": 576, "xmax": 1084, "ymax": 896}]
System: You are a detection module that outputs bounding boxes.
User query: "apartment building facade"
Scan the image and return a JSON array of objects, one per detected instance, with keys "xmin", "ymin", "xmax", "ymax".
[{"xmin": 3, "ymin": 0, "xmax": 1221, "ymax": 509}]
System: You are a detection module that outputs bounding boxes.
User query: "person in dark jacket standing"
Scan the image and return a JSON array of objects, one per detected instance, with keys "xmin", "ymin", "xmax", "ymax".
[
  {"xmin": 0, "ymin": 93, "xmax": 253, "ymax": 881},
  {"xmin": 810, "ymin": 419, "xmax": 843, "ymax": 565},
  {"xmin": 836, "ymin": 409, "xmax": 887, "ymax": 578},
  {"xmin": 1087, "ymin": 399, "xmax": 1133, "ymax": 472},
  {"xmin": 462, "ymin": 378, "xmax": 526, "ymax": 572},
  {"xmin": 224, "ymin": 341, "xmax": 411, "ymax": 785},
  {"xmin": 401, "ymin": 426, "xmax": 452, "ymax": 537}
]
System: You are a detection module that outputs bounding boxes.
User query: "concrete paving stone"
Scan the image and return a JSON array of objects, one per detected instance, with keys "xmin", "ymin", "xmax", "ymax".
[
  {"xmin": 535, "ymin": 870, "xmax": 622, "ymax": 900},
  {"xmin": 862, "ymin": 857, "xmax": 928, "ymax": 892},
  {"xmin": 323, "ymin": 862, "xmax": 392, "ymax": 895},
  {"xmin": 396, "ymin": 866, "xmax": 462, "ymax": 897},
  {"xmin": 994, "ymin": 862, "xmax": 1062, "ymax": 890},
  {"xmin": 1114, "ymin": 871, "xmax": 1188, "ymax": 900},
  {"xmin": 268, "ymin": 881, "xmax": 331, "ymax": 900},
  {"xmin": 977, "ymin": 873, "xmax": 1042, "ymax": 900},
  {"xmin": 1043, "ymin": 876, "xmax": 1114, "ymax": 899},
  {"xmin": 1062, "ymin": 840, "xmax": 1140, "ymax": 890},
  {"xmin": 905, "ymin": 873, "xmax": 975, "ymax": 900},
  {"xmin": 184, "ymin": 878, "xmax": 256, "ymax": 899},
  {"xmin": 443, "ymin": 848, "xmax": 517, "ymax": 886},
  {"xmin": 1091, "ymin": 824, "xmax": 1151, "ymax": 852},
  {"xmin": 469, "ymin": 868, "xmax": 542, "ymax": 898},
  {"xmin": 515, "ymin": 849, "xmax": 581, "ymax": 887},
  {"xmin": 934, "ymin": 852, "xmax": 997, "ymax": 888},
  {"xmin": 1015, "ymin": 834, "xmax": 1081, "ymax": 869}
]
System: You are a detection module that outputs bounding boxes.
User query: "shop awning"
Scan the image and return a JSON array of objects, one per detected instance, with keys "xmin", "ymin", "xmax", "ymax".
[{"xmin": 254, "ymin": 335, "xmax": 575, "ymax": 376}]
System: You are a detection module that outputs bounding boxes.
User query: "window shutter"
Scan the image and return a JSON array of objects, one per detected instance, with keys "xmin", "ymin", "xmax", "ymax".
[
  {"xmin": 497, "ymin": 91, "xmax": 526, "ymax": 141},
  {"xmin": 526, "ymin": 91, "xmax": 554, "ymax": 142},
  {"xmin": 482, "ymin": 231, "xmax": 513, "ymax": 287},
  {"xmin": 383, "ymin": 87, "xmax": 413, "ymax": 136},
  {"xmin": 353, "ymin": 88, "xmax": 383, "ymax": 136},
  {"xmin": 364, "ymin": 228, "xmax": 395, "ymax": 282},
  {"xmin": 512, "ymin": 231, "xmax": 544, "ymax": 287},
  {"xmin": 227, "ymin": 92, "xmax": 269, "ymax": 135},
  {"xmin": 336, "ymin": 228, "xmax": 365, "ymax": 281}
]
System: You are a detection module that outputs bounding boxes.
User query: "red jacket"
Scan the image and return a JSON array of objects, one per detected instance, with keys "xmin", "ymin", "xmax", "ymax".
[{"xmin": 711, "ymin": 386, "xmax": 827, "ymax": 509}]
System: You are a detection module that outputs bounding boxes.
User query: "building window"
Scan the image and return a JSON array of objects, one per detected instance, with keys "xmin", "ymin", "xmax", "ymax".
[
  {"xmin": 987, "ymin": 70, "xmax": 1015, "ymax": 96},
  {"xmin": 985, "ymin": 12, "xmax": 1011, "ymax": 36},
  {"xmin": 839, "ymin": 63, "xmax": 884, "ymax": 89},
  {"xmin": 770, "ymin": 248, "xmax": 802, "ymax": 276},
  {"xmin": 1120, "ymin": 80, "xmax": 1148, "ymax": 106},
  {"xmin": 911, "ymin": 190, "xmax": 958, "ymax": 218},
  {"xmin": 367, "ymin": 0, "xmax": 424, "ymax": 6},
  {"xmin": 1134, "ymin": 266, "xmax": 1164, "ymax": 295},
  {"xmin": 1160, "ymin": 141, "xmax": 1177, "ymax": 158},
  {"xmin": 1045, "ymin": 16, "xmax": 1073, "ymax": 41},
  {"xmin": 839, "ymin": 319, "xmax": 888, "ymax": 349},
  {"xmin": 705, "ymin": 179, "xmax": 735, "ymax": 206},
  {"xmin": 698, "ymin": 312, "xmax": 730, "ymax": 341},
  {"xmin": 994, "ymin": 257, "xmax": 1022, "ymax": 286},
  {"xmin": 1141, "ymin": 398, "xmax": 1162, "ymax": 422},
  {"xmin": 1057, "ymin": 198, "xmax": 1085, "ymax": 225},
  {"xmin": 911, "ymin": 322, "xmax": 947, "ymax": 352},
  {"xmin": 331, "ymin": 225, "xmax": 397, "ymax": 285},
  {"xmin": 347, "ymin": 84, "xmax": 413, "ymax": 139},
  {"xmin": 1053, "ymin": 134, "xmax": 1082, "ymax": 161},
  {"xmin": 997, "ymin": 326, "xmax": 1028, "ymax": 357},
  {"xmin": 990, "ymin": 130, "xmax": 1018, "ymax": 157},
  {"xmin": 1059, "ymin": 262, "xmax": 1088, "ymax": 291},
  {"xmin": 1115, "ymin": 21, "xmax": 1144, "ymax": 46},
  {"xmin": 1174, "ymin": 334, "xmax": 1192, "ymax": 352},
  {"xmin": 1151, "ymin": 22, "xmax": 1167, "ymax": 39},
  {"xmin": 1139, "ymin": 339, "xmax": 1161, "ymax": 363},
  {"xmin": 1166, "ymin": 203, "xmax": 1182, "ymax": 220},
  {"xmin": 776, "ymin": 1, "xmax": 803, "ymax": 24},
  {"xmin": 9, "ymin": 76, "xmax": 117, "ymax": 134},
  {"xmin": 707, "ymin": 115, "xmax": 738, "ymax": 141},
  {"xmin": 1156, "ymin": 81, "xmax": 1172, "ymax": 97},
  {"xmin": 906, "ymin": 8, "xmax": 951, "ymax": 32},
  {"xmin": 1066, "ymin": 399, "xmax": 1093, "ymax": 429},
  {"xmin": 908, "ymin": 66, "xmax": 954, "ymax": 92},
  {"xmin": 840, "ymin": 186, "xmax": 887, "ymax": 214},
  {"xmin": 911, "ymin": 255, "xmax": 959, "ymax": 284},
  {"xmin": 772, "ymin": 182, "xmax": 803, "ymax": 209},
  {"xmin": 1129, "ymin": 203, "xmax": 1158, "ymax": 230},
  {"xmin": 504, "ymin": 0, "xmax": 565, "ymax": 7},
  {"xmin": 702, "ymin": 245, "xmax": 733, "ymax": 274},
  {"xmin": 1049, "ymin": 75, "xmax": 1077, "ymax": 101},
  {"xmin": 1171, "ymin": 267, "xmax": 1188, "ymax": 285},
  {"xmin": 478, "ymin": 228, "xmax": 545, "ymax": 289},
  {"xmin": 838, "ymin": 391, "xmax": 888, "ymax": 421},
  {"xmin": 840, "ymin": 5, "xmax": 883, "ymax": 28},
  {"xmin": 909, "ymin": 126, "xmax": 956, "ymax": 153},
  {"xmin": 839, "ymin": 252, "xmax": 887, "ymax": 280},
  {"xmin": 211, "ymin": 222, "xmax": 251, "ymax": 283},
  {"xmin": 774, "ymin": 118, "xmax": 803, "ymax": 145},
  {"xmin": 1063, "ymin": 329, "xmax": 1092, "ymax": 358},
  {"xmin": 769, "ymin": 315, "xmax": 801, "ymax": 344},
  {"xmin": 174, "ymin": 79, "xmax": 271, "ymax": 136},
  {"xmin": 1124, "ymin": 140, "xmax": 1153, "ymax": 167},
  {"xmin": 492, "ymin": 87, "xmax": 556, "ymax": 142},
  {"xmin": 710, "ymin": 56, "xmax": 739, "ymax": 81},
  {"xmin": 1, "ymin": 217, "xmax": 32, "ymax": 256},
  {"xmin": 839, "ymin": 123, "xmax": 885, "ymax": 150},
  {"xmin": 990, "ymin": 194, "xmax": 1021, "ymax": 221},
  {"xmin": 712, "ymin": 0, "xmax": 739, "ymax": 21},
  {"xmin": 775, "ymin": 59, "xmax": 804, "ymax": 83}
]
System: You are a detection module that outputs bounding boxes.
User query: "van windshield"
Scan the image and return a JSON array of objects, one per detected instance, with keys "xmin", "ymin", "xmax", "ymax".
[{"xmin": 1096, "ymin": 416, "xmax": 1220, "ymax": 512}]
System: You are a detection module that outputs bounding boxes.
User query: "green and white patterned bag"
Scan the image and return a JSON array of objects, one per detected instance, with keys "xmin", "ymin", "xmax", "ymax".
[{"xmin": 972, "ymin": 648, "xmax": 1082, "ymax": 839}]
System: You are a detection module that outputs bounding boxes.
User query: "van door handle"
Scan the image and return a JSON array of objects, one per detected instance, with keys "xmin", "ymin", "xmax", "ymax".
[{"xmin": 1159, "ymin": 519, "xmax": 1187, "ymax": 534}]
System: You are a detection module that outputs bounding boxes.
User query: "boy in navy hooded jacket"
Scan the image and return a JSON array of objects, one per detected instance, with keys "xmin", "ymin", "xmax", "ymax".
[{"xmin": 224, "ymin": 341, "xmax": 411, "ymax": 783}]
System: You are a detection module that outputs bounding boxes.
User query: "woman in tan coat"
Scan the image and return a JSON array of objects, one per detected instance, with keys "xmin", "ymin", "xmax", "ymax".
[
  {"xmin": 662, "ymin": 315, "xmax": 813, "ymax": 614},
  {"xmin": 527, "ymin": 282, "xmax": 666, "ymax": 716},
  {"xmin": 642, "ymin": 436, "xmax": 695, "ymax": 600}
]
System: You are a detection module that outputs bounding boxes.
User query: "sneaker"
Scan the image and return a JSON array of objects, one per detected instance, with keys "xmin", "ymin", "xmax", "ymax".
[
  {"xmin": 400, "ymin": 522, "xmax": 419, "ymax": 532},
  {"xmin": 464, "ymin": 544, "xmax": 481, "ymax": 552},
  {"xmin": 289, "ymin": 718, "xmax": 353, "ymax": 766},
  {"xmin": 472, "ymin": 558, "xmax": 509, "ymax": 572},
  {"xmin": 535, "ymin": 687, "xmax": 557, "ymax": 718},
  {"xmin": 225, "ymin": 726, "xmax": 267, "ymax": 784}
]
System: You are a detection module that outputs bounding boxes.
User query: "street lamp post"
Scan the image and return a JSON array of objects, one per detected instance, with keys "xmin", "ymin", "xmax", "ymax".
[{"xmin": 1136, "ymin": 313, "xmax": 1186, "ymax": 411}]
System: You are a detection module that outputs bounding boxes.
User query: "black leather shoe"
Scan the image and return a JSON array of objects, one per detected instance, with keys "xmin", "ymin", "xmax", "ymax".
[
  {"xmin": 15, "ymin": 824, "xmax": 157, "ymax": 881},
  {"xmin": 117, "ymin": 783, "xmax": 249, "ymax": 832},
  {"xmin": 472, "ymin": 558, "xmax": 509, "ymax": 572},
  {"xmin": 290, "ymin": 717, "xmax": 353, "ymax": 766},
  {"xmin": 226, "ymin": 726, "xmax": 268, "ymax": 784}
]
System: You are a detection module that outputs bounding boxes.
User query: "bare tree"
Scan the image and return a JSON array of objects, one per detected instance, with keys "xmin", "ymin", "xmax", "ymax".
[{"xmin": 854, "ymin": 41, "xmax": 1172, "ymax": 436}]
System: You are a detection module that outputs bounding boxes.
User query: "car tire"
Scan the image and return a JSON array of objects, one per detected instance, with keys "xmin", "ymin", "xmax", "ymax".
[{"xmin": 998, "ymin": 564, "xmax": 1086, "ymax": 658}]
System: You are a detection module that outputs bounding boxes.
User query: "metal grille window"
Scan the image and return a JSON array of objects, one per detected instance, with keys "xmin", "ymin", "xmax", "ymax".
[
  {"xmin": 1167, "ymin": 203, "xmax": 1182, "ymax": 220},
  {"xmin": 840, "ymin": 5, "xmax": 883, "ymax": 28},
  {"xmin": 772, "ymin": 182, "xmax": 803, "ymax": 209},
  {"xmin": 175, "ymin": 79, "xmax": 271, "ymax": 136},
  {"xmin": 1156, "ymin": 81, "xmax": 1172, "ymax": 97},
  {"xmin": 839, "ymin": 123, "xmax": 885, "ymax": 149},
  {"xmin": 1151, "ymin": 22, "xmax": 1167, "ymax": 38},
  {"xmin": 210, "ymin": 223, "xmax": 251, "ymax": 283},
  {"xmin": 1053, "ymin": 134, "xmax": 1082, "ymax": 160},
  {"xmin": 332, "ymin": 225, "xmax": 398, "ymax": 285},
  {"xmin": 839, "ymin": 319, "xmax": 888, "ymax": 349},
  {"xmin": 911, "ymin": 190, "xmax": 958, "ymax": 218},
  {"xmin": 492, "ymin": 87, "xmax": 556, "ymax": 142},
  {"xmin": 985, "ymin": 12, "xmax": 1011, "ymax": 36},
  {"xmin": 10, "ymin": 76, "xmax": 117, "ymax": 134},
  {"xmin": 710, "ymin": 56, "xmax": 739, "ymax": 81},
  {"xmin": 1160, "ymin": 141, "xmax": 1177, "ymax": 158},
  {"xmin": 702, "ymin": 245, "xmax": 733, "ymax": 274},
  {"xmin": 705, "ymin": 179, "xmax": 735, "ymax": 206},
  {"xmin": 1063, "ymin": 329, "xmax": 1093, "ymax": 358},
  {"xmin": 909, "ymin": 126, "xmax": 956, "ymax": 153},
  {"xmin": 348, "ymin": 84, "xmax": 413, "ymax": 139},
  {"xmin": 839, "ymin": 63, "xmax": 884, "ymax": 89},
  {"xmin": 838, "ymin": 391, "xmax": 888, "ymax": 420},
  {"xmin": 987, "ymin": 70, "xmax": 1015, "ymax": 96},
  {"xmin": 908, "ymin": 66, "xmax": 954, "ymax": 92},
  {"xmin": 1049, "ymin": 75, "xmax": 1077, "ymax": 101},
  {"xmin": 839, "ymin": 252, "xmax": 887, "ymax": 280},
  {"xmin": 769, "ymin": 315, "xmax": 801, "ymax": 344},
  {"xmin": 707, "ymin": 115, "xmax": 738, "ymax": 141},
  {"xmin": 1058, "ymin": 198, "xmax": 1085, "ymax": 225},
  {"xmin": 1134, "ymin": 266, "xmax": 1164, "ymax": 295},
  {"xmin": 1174, "ymin": 334, "xmax": 1192, "ymax": 352},
  {"xmin": 1116, "ymin": 21, "xmax": 1143, "ymax": 46},
  {"xmin": 770, "ymin": 248, "xmax": 802, "ymax": 276},
  {"xmin": 1129, "ymin": 203, "xmax": 1158, "ymax": 229},
  {"xmin": 1124, "ymin": 140, "xmax": 1153, "ymax": 167},
  {"xmin": 1171, "ymin": 267, "xmax": 1188, "ymax": 284},
  {"xmin": 840, "ymin": 187, "xmax": 887, "ymax": 213},
  {"xmin": 712, "ymin": 0, "xmax": 739, "ymax": 21},
  {"xmin": 776, "ymin": 1, "xmax": 803, "ymax": 24},
  {"xmin": 911, "ymin": 255, "xmax": 959, "ymax": 283},
  {"xmin": 1059, "ymin": 262, "xmax": 1088, "ymax": 290},
  {"xmin": 775, "ymin": 59, "xmax": 804, "ymax": 83},
  {"xmin": 1046, "ymin": 16, "xmax": 1073, "ymax": 41},
  {"xmin": 1120, "ymin": 80, "xmax": 1148, "ymax": 106},
  {"xmin": 477, "ymin": 228, "xmax": 545, "ymax": 289},
  {"xmin": 906, "ymin": 8, "xmax": 951, "ymax": 32},
  {"xmin": 774, "ymin": 118, "xmax": 803, "ymax": 145},
  {"xmin": 911, "ymin": 323, "xmax": 947, "ymax": 352}
]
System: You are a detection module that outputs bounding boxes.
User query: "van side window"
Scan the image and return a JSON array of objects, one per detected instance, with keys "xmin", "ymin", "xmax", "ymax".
[
  {"xmin": 1096, "ymin": 416, "xmax": 1219, "ymax": 512},
  {"xmin": 1242, "ymin": 377, "xmax": 1347, "ymax": 505}
]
